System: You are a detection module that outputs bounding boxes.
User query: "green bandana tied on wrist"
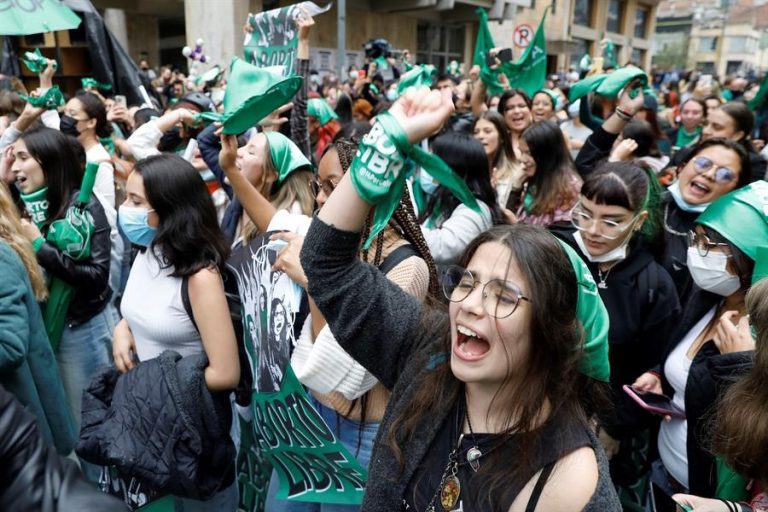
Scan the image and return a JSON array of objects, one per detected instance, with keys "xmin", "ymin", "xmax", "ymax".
[
  {"xmin": 568, "ymin": 67, "xmax": 649, "ymax": 103},
  {"xmin": 20, "ymin": 86, "xmax": 64, "ymax": 110},
  {"xmin": 349, "ymin": 111, "xmax": 480, "ymax": 248},
  {"xmin": 557, "ymin": 240, "xmax": 611, "ymax": 382},
  {"xmin": 264, "ymin": 132, "xmax": 312, "ymax": 184},
  {"xmin": 307, "ymin": 98, "xmax": 338, "ymax": 126},
  {"xmin": 21, "ymin": 49, "xmax": 56, "ymax": 74},
  {"xmin": 81, "ymin": 78, "xmax": 112, "ymax": 91},
  {"xmin": 20, "ymin": 186, "xmax": 49, "ymax": 229}
]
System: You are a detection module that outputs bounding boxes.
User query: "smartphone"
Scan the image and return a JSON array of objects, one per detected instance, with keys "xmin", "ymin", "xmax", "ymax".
[
  {"xmin": 623, "ymin": 385, "xmax": 686, "ymax": 419},
  {"xmin": 115, "ymin": 95, "xmax": 127, "ymax": 108},
  {"xmin": 485, "ymin": 48, "xmax": 514, "ymax": 67},
  {"xmin": 649, "ymin": 481, "xmax": 693, "ymax": 512}
]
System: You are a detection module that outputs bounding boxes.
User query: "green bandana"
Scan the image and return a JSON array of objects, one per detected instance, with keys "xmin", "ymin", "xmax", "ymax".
[
  {"xmin": 195, "ymin": 58, "xmax": 303, "ymax": 135},
  {"xmin": 21, "ymin": 49, "xmax": 56, "ymax": 73},
  {"xmin": 557, "ymin": 240, "xmax": 611, "ymax": 382},
  {"xmin": 80, "ymin": 78, "xmax": 112, "ymax": 91},
  {"xmin": 20, "ymin": 186, "xmax": 49, "ymax": 229},
  {"xmin": 397, "ymin": 65, "xmax": 436, "ymax": 95},
  {"xmin": 675, "ymin": 126, "xmax": 701, "ymax": 149},
  {"xmin": 264, "ymin": 132, "xmax": 312, "ymax": 184},
  {"xmin": 307, "ymin": 98, "xmax": 338, "ymax": 126},
  {"xmin": 349, "ymin": 112, "xmax": 480, "ymax": 248},
  {"xmin": 569, "ymin": 67, "xmax": 648, "ymax": 103},
  {"xmin": 536, "ymin": 88, "xmax": 559, "ymax": 109},
  {"xmin": 20, "ymin": 86, "xmax": 64, "ymax": 110},
  {"xmin": 697, "ymin": 181, "xmax": 768, "ymax": 285}
]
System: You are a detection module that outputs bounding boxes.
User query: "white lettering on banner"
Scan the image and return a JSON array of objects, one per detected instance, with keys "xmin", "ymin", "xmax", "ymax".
[{"xmin": 0, "ymin": 0, "xmax": 44, "ymax": 13}]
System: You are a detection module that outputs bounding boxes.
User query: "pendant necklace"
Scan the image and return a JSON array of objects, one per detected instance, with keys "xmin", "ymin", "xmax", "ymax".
[
  {"xmin": 464, "ymin": 404, "xmax": 482, "ymax": 472},
  {"xmin": 597, "ymin": 266, "xmax": 613, "ymax": 289}
]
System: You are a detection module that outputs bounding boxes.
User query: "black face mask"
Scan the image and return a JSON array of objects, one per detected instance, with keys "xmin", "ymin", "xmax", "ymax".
[{"xmin": 59, "ymin": 115, "xmax": 80, "ymax": 137}]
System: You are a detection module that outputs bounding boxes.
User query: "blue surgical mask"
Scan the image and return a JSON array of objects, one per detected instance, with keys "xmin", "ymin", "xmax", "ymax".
[
  {"xmin": 119, "ymin": 205, "xmax": 157, "ymax": 247},
  {"xmin": 418, "ymin": 169, "xmax": 438, "ymax": 196},
  {"xmin": 668, "ymin": 181, "xmax": 709, "ymax": 213}
]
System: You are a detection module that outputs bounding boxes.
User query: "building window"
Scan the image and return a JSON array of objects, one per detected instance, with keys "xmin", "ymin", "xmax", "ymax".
[
  {"xmin": 573, "ymin": 0, "xmax": 594, "ymax": 27},
  {"xmin": 698, "ymin": 36, "xmax": 718, "ymax": 52},
  {"xmin": 726, "ymin": 60, "xmax": 743, "ymax": 74},
  {"xmin": 729, "ymin": 36, "xmax": 748, "ymax": 52},
  {"xmin": 631, "ymin": 48, "xmax": 645, "ymax": 64},
  {"xmin": 696, "ymin": 61, "xmax": 716, "ymax": 74},
  {"xmin": 606, "ymin": 0, "xmax": 624, "ymax": 33},
  {"xmin": 634, "ymin": 7, "xmax": 649, "ymax": 39},
  {"xmin": 416, "ymin": 23, "xmax": 465, "ymax": 71}
]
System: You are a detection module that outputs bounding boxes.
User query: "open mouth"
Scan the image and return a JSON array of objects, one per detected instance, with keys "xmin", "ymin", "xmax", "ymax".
[
  {"xmin": 687, "ymin": 179, "xmax": 711, "ymax": 197},
  {"xmin": 454, "ymin": 324, "xmax": 491, "ymax": 361}
]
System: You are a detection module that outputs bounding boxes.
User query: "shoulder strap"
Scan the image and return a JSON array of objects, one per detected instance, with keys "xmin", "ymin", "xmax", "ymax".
[
  {"xmin": 181, "ymin": 275, "xmax": 198, "ymax": 332},
  {"xmin": 377, "ymin": 243, "xmax": 419, "ymax": 275},
  {"xmin": 524, "ymin": 460, "xmax": 557, "ymax": 512}
]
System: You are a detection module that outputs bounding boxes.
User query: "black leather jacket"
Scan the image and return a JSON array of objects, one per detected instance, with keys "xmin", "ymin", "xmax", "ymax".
[
  {"xmin": 0, "ymin": 385, "xmax": 122, "ymax": 511},
  {"xmin": 36, "ymin": 192, "xmax": 112, "ymax": 326}
]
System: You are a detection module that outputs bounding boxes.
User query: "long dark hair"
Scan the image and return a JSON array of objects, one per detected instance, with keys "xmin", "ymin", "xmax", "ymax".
[
  {"xmin": 19, "ymin": 127, "xmax": 84, "ymax": 230},
  {"xmin": 134, "ymin": 154, "xmax": 229, "ymax": 276},
  {"xmin": 474, "ymin": 110, "xmax": 516, "ymax": 172},
  {"xmin": 522, "ymin": 121, "xmax": 579, "ymax": 215},
  {"xmin": 420, "ymin": 132, "xmax": 504, "ymax": 226},
  {"xmin": 76, "ymin": 92, "xmax": 112, "ymax": 138},
  {"xmin": 622, "ymin": 120, "xmax": 661, "ymax": 158},
  {"xmin": 498, "ymin": 88, "xmax": 532, "ymax": 117},
  {"xmin": 387, "ymin": 225, "xmax": 603, "ymax": 507},
  {"xmin": 713, "ymin": 279, "xmax": 768, "ymax": 486},
  {"xmin": 682, "ymin": 138, "xmax": 752, "ymax": 188}
]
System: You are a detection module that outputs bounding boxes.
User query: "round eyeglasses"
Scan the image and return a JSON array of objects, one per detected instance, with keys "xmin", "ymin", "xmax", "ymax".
[
  {"xmin": 441, "ymin": 266, "xmax": 532, "ymax": 319},
  {"xmin": 570, "ymin": 204, "xmax": 639, "ymax": 240},
  {"xmin": 687, "ymin": 230, "xmax": 732, "ymax": 257},
  {"xmin": 690, "ymin": 156, "xmax": 737, "ymax": 184}
]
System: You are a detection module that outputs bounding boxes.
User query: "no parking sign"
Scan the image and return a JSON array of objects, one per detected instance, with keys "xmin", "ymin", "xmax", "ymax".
[{"xmin": 514, "ymin": 24, "xmax": 534, "ymax": 48}]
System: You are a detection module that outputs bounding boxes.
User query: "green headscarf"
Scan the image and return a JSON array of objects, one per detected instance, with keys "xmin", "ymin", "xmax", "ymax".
[
  {"xmin": 558, "ymin": 239, "xmax": 611, "ymax": 382},
  {"xmin": 264, "ymin": 132, "xmax": 312, "ymax": 184},
  {"xmin": 20, "ymin": 187, "xmax": 49, "ymax": 229},
  {"xmin": 569, "ymin": 66, "xmax": 648, "ymax": 103},
  {"xmin": 397, "ymin": 64, "xmax": 436, "ymax": 95},
  {"xmin": 697, "ymin": 181, "xmax": 768, "ymax": 285},
  {"xmin": 307, "ymin": 98, "xmax": 339, "ymax": 126}
]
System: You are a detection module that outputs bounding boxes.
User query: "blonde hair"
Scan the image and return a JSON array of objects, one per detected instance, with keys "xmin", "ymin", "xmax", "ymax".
[
  {"xmin": 242, "ymin": 148, "xmax": 314, "ymax": 242},
  {"xmin": 0, "ymin": 184, "xmax": 48, "ymax": 300}
]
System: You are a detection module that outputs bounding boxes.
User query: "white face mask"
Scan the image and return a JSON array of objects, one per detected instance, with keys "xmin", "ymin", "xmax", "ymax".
[
  {"xmin": 686, "ymin": 247, "xmax": 742, "ymax": 296},
  {"xmin": 572, "ymin": 230, "xmax": 631, "ymax": 263}
]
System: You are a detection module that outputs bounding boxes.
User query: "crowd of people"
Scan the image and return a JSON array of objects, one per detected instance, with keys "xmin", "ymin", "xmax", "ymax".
[{"xmin": 1, "ymin": 9, "xmax": 768, "ymax": 512}]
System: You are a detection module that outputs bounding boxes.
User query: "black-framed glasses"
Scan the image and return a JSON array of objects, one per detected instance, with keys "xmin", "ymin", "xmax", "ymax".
[
  {"xmin": 570, "ymin": 204, "xmax": 639, "ymax": 240},
  {"xmin": 314, "ymin": 178, "xmax": 339, "ymax": 197},
  {"xmin": 441, "ymin": 266, "xmax": 532, "ymax": 319},
  {"xmin": 687, "ymin": 230, "xmax": 732, "ymax": 257},
  {"xmin": 691, "ymin": 156, "xmax": 737, "ymax": 183}
]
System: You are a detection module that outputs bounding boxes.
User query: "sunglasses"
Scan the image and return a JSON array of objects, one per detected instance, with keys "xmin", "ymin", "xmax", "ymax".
[{"xmin": 691, "ymin": 156, "xmax": 737, "ymax": 184}]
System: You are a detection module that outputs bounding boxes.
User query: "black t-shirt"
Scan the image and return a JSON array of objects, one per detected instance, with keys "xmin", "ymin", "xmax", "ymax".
[{"xmin": 401, "ymin": 402, "xmax": 592, "ymax": 511}]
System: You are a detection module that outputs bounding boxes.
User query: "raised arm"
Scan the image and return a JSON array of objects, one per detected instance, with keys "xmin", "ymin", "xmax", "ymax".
[{"xmin": 290, "ymin": 12, "xmax": 312, "ymax": 159}]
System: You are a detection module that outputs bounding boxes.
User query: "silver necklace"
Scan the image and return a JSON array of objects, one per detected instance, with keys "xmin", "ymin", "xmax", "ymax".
[
  {"xmin": 663, "ymin": 203, "xmax": 687, "ymax": 237},
  {"xmin": 597, "ymin": 266, "xmax": 613, "ymax": 289}
]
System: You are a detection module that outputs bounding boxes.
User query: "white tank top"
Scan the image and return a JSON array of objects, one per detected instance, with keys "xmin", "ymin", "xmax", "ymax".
[{"xmin": 121, "ymin": 247, "xmax": 203, "ymax": 362}]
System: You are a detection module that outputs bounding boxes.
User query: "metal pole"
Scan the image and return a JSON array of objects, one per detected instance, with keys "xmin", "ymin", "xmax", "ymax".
[{"xmin": 337, "ymin": 0, "xmax": 346, "ymax": 78}]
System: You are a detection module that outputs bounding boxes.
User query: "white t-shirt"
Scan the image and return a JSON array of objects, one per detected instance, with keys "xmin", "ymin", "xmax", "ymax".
[{"xmin": 658, "ymin": 306, "xmax": 717, "ymax": 489}]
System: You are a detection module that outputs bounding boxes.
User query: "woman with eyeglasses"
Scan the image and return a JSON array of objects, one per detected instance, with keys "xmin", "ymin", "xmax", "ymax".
[
  {"xmin": 660, "ymin": 138, "xmax": 752, "ymax": 304},
  {"xmin": 633, "ymin": 183, "xmax": 766, "ymax": 505},
  {"xmin": 557, "ymin": 162, "xmax": 681, "ymax": 510},
  {"xmin": 296, "ymin": 87, "xmax": 621, "ymax": 511},
  {"xmin": 670, "ymin": 102, "xmax": 767, "ymax": 182}
]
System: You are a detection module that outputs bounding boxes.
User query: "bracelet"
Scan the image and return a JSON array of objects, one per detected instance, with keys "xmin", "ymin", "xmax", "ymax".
[{"xmin": 615, "ymin": 107, "xmax": 633, "ymax": 121}]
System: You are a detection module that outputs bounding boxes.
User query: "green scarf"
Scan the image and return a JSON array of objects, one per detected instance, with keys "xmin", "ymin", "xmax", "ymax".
[
  {"xmin": 20, "ymin": 187, "xmax": 49, "ymax": 229},
  {"xmin": 21, "ymin": 48, "xmax": 56, "ymax": 73},
  {"xmin": 307, "ymin": 98, "xmax": 338, "ymax": 126},
  {"xmin": 81, "ymin": 77, "xmax": 112, "ymax": 91},
  {"xmin": 675, "ymin": 126, "xmax": 701, "ymax": 149},
  {"xmin": 264, "ymin": 132, "xmax": 312, "ymax": 184},
  {"xmin": 349, "ymin": 112, "xmax": 479, "ymax": 248},
  {"xmin": 20, "ymin": 86, "xmax": 64, "ymax": 110}
]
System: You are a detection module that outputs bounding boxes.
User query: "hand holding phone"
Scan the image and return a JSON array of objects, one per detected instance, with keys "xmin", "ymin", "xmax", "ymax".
[{"xmin": 623, "ymin": 385, "xmax": 685, "ymax": 419}]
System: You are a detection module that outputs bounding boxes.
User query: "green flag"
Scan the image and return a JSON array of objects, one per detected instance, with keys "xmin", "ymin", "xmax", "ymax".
[
  {"xmin": 603, "ymin": 39, "xmax": 618, "ymax": 69},
  {"xmin": 475, "ymin": 8, "xmax": 549, "ymax": 97},
  {"xmin": 0, "ymin": 0, "xmax": 81, "ymax": 36},
  {"xmin": 748, "ymin": 74, "xmax": 768, "ymax": 110},
  {"xmin": 504, "ymin": 9, "xmax": 549, "ymax": 97}
]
